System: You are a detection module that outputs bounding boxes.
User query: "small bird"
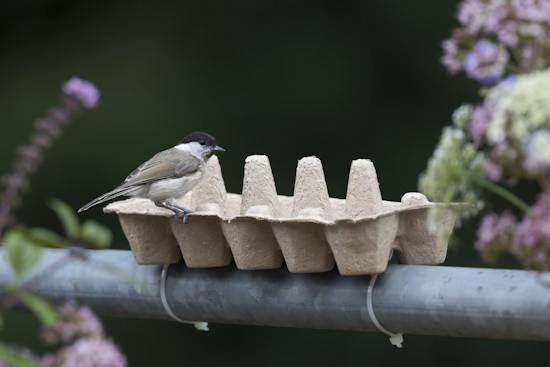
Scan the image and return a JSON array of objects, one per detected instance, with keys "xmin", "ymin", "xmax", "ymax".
[{"xmin": 78, "ymin": 131, "xmax": 225, "ymax": 224}]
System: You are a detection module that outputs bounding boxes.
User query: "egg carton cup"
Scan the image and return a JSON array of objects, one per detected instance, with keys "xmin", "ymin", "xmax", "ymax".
[{"xmin": 104, "ymin": 155, "xmax": 458, "ymax": 275}]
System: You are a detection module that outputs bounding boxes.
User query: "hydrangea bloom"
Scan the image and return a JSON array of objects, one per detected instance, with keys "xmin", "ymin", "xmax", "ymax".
[{"xmin": 62, "ymin": 77, "xmax": 100, "ymax": 109}]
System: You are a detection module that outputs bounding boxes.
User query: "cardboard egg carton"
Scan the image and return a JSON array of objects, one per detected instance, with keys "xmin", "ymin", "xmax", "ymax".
[{"xmin": 104, "ymin": 155, "xmax": 457, "ymax": 275}]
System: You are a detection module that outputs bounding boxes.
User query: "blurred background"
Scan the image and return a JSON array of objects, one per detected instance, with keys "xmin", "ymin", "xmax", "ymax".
[{"xmin": 0, "ymin": 0, "xmax": 547, "ymax": 366}]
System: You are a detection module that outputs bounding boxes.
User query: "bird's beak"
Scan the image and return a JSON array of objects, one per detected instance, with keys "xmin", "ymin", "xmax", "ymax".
[{"xmin": 214, "ymin": 145, "xmax": 225, "ymax": 153}]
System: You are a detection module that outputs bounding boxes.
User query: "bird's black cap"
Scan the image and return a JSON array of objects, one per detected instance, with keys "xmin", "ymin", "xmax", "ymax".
[{"xmin": 179, "ymin": 131, "xmax": 218, "ymax": 147}]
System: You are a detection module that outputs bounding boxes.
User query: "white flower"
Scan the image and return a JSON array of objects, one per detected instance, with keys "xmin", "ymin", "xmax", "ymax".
[
  {"xmin": 452, "ymin": 104, "xmax": 473, "ymax": 129},
  {"xmin": 485, "ymin": 69, "xmax": 550, "ymax": 144},
  {"xmin": 523, "ymin": 130, "xmax": 550, "ymax": 174}
]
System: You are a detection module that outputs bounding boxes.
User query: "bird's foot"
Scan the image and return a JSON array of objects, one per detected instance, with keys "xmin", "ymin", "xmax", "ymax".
[
  {"xmin": 155, "ymin": 201, "xmax": 193, "ymax": 225},
  {"xmin": 172, "ymin": 211, "xmax": 191, "ymax": 224},
  {"xmin": 172, "ymin": 204, "xmax": 193, "ymax": 224}
]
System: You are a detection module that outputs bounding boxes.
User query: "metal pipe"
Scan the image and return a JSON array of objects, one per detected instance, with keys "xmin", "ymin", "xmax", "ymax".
[{"xmin": 0, "ymin": 248, "xmax": 548, "ymax": 341}]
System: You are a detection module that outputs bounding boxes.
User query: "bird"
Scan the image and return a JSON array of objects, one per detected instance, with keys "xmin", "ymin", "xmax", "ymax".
[{"xmin": 78, "ymin": 131, "xmax": 225, "ymax": 224}]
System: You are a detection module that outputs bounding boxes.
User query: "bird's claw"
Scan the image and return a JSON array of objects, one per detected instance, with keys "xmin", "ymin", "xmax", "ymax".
[{"xmin": 172, "ymin": 211, "xmax": 191, "ymax": 224}]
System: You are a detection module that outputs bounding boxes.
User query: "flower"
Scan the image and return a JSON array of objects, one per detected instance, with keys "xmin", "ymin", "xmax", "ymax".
[
  {"xmin": 514, "ymin": 185, "xmax": 550, "ymax": 269},
  {"xmin": 475, "ymin": 210, "xmax": 517, "ymax": 262},
  {"xmin": 463, "ymin": 39, "xmax": 509, "ymax": 84},
  {"xmin": 522, "ymin": 130, "xmax": 550, "ymax": 174},
  {"xmin": 418, "ymin": 126, "xmax": 485, "ymax": 218},
  {"xmin": 452, "ymin": 104, "xmax": 473, "ymax": 129},
  {"xmin": 40, "ymin": 300, "xmax": 104, "ymax": 345},
  {"xmin": 443, "ymin": 0, "xmax": 550, "ymax": 78},
  {"xmin": 39, "ymin": 300, "xmax": 128, "ymax": 367},
  {"xmin": 0, "ymin": 77, "xmax": 100, "ymax": 235},
  {"xmin": 469, "ymin": 103, "xmax": 492, "ymax": 144},
  {"xmin": 485, "ymin": 141, "xmax": 518, "ymax": 181},
  {"xmin": 62, "ymin": 77, "xmax": 100, "ymax": 109},
  {"xmin": 55, "ymin": 338, "xmax": 127, "ymax": 367},
  {"xmin": 441, "ymin": 38, "xmax": 462, "ymax": 74}
]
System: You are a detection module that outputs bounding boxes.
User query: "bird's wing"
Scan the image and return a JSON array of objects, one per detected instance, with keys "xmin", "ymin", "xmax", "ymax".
[{"xmin": 119, "ymin": 149, "xmax": 201, "ymax": 188}]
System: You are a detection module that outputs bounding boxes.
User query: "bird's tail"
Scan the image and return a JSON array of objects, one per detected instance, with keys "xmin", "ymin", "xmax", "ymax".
[{"xmin": 78, "ymin": 187, "xmax": 139, "ymax": 213}]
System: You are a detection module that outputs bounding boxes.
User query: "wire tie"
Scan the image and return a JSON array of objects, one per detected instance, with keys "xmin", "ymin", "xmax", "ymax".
[
  {"xmin": 160, "ymin": 264, "xmax": 209, "ymax": 331},
  {"xmin": 367, "ymin": 274, "xmax": 403, "ymax": 348}
]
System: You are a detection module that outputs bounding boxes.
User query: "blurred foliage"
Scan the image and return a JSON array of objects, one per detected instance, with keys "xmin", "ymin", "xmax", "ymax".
[
  {"xmin": 1, "ymin": 198, "xmax": 112, "ymax": 332},
  {"xmin": 0, "ymin": 0, "xmax": 547, "ymax": 366}
]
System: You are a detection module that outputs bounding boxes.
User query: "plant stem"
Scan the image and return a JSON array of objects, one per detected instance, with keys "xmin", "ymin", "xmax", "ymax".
[{"xmin": 473, "ymin": 176, "xmax": 529, "ymax": 212}]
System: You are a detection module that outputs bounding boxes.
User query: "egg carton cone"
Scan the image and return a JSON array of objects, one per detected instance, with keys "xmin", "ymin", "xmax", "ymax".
[{"xmin": 104, "ymin": 155, "xmax": 458, "ymax": 275}]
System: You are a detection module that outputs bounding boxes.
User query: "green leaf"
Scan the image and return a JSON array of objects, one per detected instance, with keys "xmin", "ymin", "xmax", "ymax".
[
  {"xmin": 17, "ymin": 291, "xmax": 58, "ymax": 326},
  {"xmin": 48, "ymin": 198, "xmax": 80, "ymax": 240},
  {"xmin": 3, "ymin": 230, "xmax": 42, "ymax": 279},
  {"xmin": 80, "ymin": 220, "xmax": 113, "ymax": 249},
  {"xmin": 0, "ymin": 342, "xmax": 39, "ymax": 367},
  {"xmin": 25, "ymin": 227, "xmax": 69, "ymax": 248},
  {"xmin": 0, "ymin": 313, "xmax": 4, "ymax": 330}
]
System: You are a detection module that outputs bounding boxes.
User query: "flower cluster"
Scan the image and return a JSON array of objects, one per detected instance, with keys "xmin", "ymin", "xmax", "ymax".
[
  {"xmin": 476, "ymin": 186, "xmax": 550, "ymax": 269},
  {"xmin": 38, "ymin": 300, "xmax": 127, "ymax": 367},
  {"xmin": 41, "ymin": 338, "xmax": 127, "ymax": 367},
  {"xmin": 0, "ymin": 77, "xmax": 99, "ymax": 236},
  {"xmin": 457, "ymin": 69, "xmax": 550, "ymax": 182},
  {"xmin": 0, "ymin": 300, "xmax": 127, "ymax": 367},
  {"xmin": 39, "ymin": 300, "xmax": 104, "ymax": 345},
  {"xmin": 442, "ymin": 0, "xmax": 550, "ymax": 84},
  {"xmin": 418, "ymin": 125, "xmax": 485, "ymax": 220},
  {"xmin": 423, "ymin": 70, "xmax": 550, "ymax": 268},
  {"xmin": 421, "ymin": 0, "xmax": 550, "ymax": 269}
]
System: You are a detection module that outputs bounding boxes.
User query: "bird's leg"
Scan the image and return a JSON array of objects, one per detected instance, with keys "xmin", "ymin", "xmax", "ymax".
[
  {"xmin": 171, "ymin": 203, "xmax": 193, "ymax": 224},
  {"xmin": 155, "ymin": 201, "xmax": 194, "ymax": 224},
  {"xmin": 154, "ymin": 201, "xmax": 185, "ymax": 224}
]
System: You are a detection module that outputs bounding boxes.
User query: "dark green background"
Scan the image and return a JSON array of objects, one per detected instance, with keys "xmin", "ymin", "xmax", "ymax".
[{"xmin": 0, "ymin": 0, "xmax": 547, "ymax": 366}]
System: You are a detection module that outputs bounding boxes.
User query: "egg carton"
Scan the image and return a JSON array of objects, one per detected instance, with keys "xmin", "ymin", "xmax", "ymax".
[{"xmin": 104, "ymin": 155, "xmax": 457, "ymax": 275}]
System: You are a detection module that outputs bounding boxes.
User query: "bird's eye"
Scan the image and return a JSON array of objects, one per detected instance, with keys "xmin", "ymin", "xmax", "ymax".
[{"xmin": 199, "ymin": 140, "xmax": 205, "ymax": 145}]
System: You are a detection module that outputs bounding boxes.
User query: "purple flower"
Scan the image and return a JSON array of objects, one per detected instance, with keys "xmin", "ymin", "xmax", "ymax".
[
  {"xmin": 463, "ymin": 40, "xmax": 509, "ymax": 84},
  {"xmin": 522, "ymin": 130, "xmax": 550, "ymax": 175},
  {"xmin": 40, "ymin": 300, "xmax": 104, "ymax": 345},
  {"xmin": 62, "ymin": 77, "xmax": 100, "ymax": 109},
  {"xmin": 483, "ymin": 141, "xmax": 518, "ymax": 181},
  {"xmin": 441, "ymin": 38, "xmax": 462, "ymax": 74},
  {"xmin": 55, "ymin": 338, "xmax": 127, "ymax": 367},
  {"xmin": 475, "ymin": 210, "xmax": 517, "ymax": 262},
  {"xmin": 469, "ymin": 103, "xmax": 492, "ymax": 144},
  {"xmin": 514, "ymin": 185, "xmax": 550, "ymax": 269},
  {"xmin": 0, "ymin": 78, "xmax": 99, "ymax": 235}
]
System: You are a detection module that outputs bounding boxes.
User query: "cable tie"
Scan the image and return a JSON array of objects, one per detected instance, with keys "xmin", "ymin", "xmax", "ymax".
[
  {"xmin": 160, "ymin": 264, "xmax": 209, "ymax": 331},
  {"xmin": 367, "ymin": 274, "xmax": 404, "ymax": 348}
]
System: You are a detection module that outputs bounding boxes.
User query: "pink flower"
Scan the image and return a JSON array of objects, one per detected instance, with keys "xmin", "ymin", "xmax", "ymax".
[
  {"xmin": 475, "ymin": 210, "xmax": 517, "ymax": 262},
  {"xmin": 441, "ymin": 38, "xmax": 462, "ymax": 74},
  {"xmin": 58, "ymin": 338, "xmax": 127, "ymax": 367},
  {"xmin": 62, "ymin": 77, "xmax": 100, "ymax": 109},
  {"xmin": 514, "ymin": 186, "xmax": 550, "ymax": 269},
  {"xmin": 40, "ymin": 300, "xmax": 104, "ymax": 345},
  {"xmin": 469, "ymin": 103, "xmax": 492, "ymax": 144}
]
